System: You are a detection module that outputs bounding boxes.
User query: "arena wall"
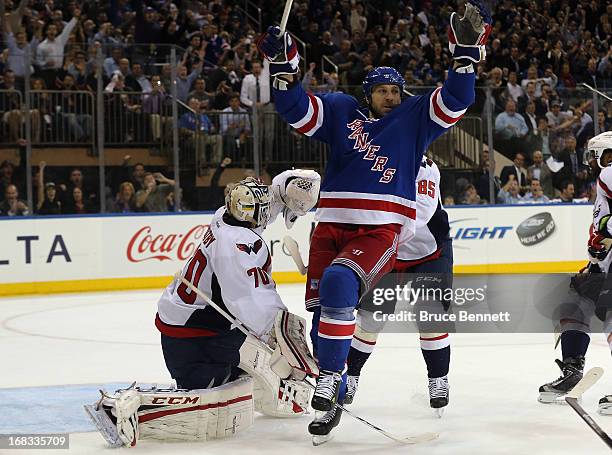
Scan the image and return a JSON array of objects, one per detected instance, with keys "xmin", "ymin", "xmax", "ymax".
[{"xmin": 0, "ymin": 203, "xmax": 592, "ymax": 296}]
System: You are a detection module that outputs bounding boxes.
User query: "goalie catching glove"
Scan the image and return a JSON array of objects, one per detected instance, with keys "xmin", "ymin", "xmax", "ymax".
[
  {"xmin": 448, "ymin": 0, "xmax": 492, "ymax": 64},
  {"xmin": 256, "ymin": 26, "xmax": 300, "ymax": 77},
  {"xmin": 271, "ymin": 169, "xmax": 321, "ymax": 229}
]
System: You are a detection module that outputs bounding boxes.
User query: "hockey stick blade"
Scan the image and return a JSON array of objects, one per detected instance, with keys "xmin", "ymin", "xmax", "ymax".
[
  {"xmin": 338, "ymin": 404, "xmax": 438, "ymax": 445},
  {"xmin": 567, "ymin": 367, "xmax": 604, "ymax": 399},
  {"xmin": 283, "ymin": 235, "xmax": 307, "ymax": 275},
  {"xmin": 566, "ymin": 397, "xmax": 612, "ymax": 449}
]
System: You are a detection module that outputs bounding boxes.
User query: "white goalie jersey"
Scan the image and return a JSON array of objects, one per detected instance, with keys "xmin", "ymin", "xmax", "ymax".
[{"xmin": 156, "ymin": 207, "xmax": 286, "ymax": 339}]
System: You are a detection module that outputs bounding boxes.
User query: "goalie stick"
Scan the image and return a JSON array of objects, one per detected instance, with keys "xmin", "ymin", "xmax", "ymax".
[
  {"xmin": 177, "ymin": 273, "xmax": 438, "ymax": 446},
  {"xmin": 283, "ymin": 235, "xmax": 307, "ymax": 275},
  {"xmin": 564, "ymin": 367, "xmax": 612, "ymax": 449}
]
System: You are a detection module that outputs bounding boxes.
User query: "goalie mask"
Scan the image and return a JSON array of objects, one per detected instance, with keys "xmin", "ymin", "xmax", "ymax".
[
  {"xmin": 226, "ymin": 178, "xmax": 272, "ymax": 228},
  {"xmin": 587, "ymin": 131, "xmax": 612, "ymax": 169}
]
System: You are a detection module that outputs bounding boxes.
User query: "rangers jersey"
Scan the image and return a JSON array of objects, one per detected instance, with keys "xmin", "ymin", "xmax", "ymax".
[
  {"xmin": 156, "ymin": 207, "xmax": 286, "ymax": 339},
  {"xmin": 398, "ymin": 157, "xmax": 450, "ymax": 262},
  {"xmin": 273, "ymin": 67, "xmax": 475, "ymax": 234}
]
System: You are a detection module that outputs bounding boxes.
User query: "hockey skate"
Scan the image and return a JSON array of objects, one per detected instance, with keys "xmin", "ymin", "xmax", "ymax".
[
  {"xmin": 429, "ymin": 375, "xmax": 449, "ymax": 417},
  {"xmin": 538, "ymin": 357, "xmax": 584, "ymax": 404},
  {"xmin": 343, "ymin": 375, "xmax": 359, "ymax": 405},
  {"xmin": 308, "ymin": 405, "xmax": 343, "ymax": 446},
  {"xmin": 599, "ymin": 395, "xmax": 612, "ymax": 415},
  {"xmin": 311, "ymin": 370, "xmax": 343, "ymax": 411}
]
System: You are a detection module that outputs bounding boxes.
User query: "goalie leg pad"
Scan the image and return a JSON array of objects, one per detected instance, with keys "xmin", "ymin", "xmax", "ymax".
[
  {"xmin": 86, "ymin": 379, "xmax": 254, "ymax": 446},
  {"xmin": 239, "ymin": 336, "xmax": 311, "ymax": 417},
  {"xmin": 137, "ymin": 378, "xmax": 253, "ymax": 441}
]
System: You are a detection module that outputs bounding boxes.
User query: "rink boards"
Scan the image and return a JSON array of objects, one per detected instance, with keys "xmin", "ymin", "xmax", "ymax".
[{"xmin": 0, "ymin": 203, "xmax": 592, "ymax": 296}]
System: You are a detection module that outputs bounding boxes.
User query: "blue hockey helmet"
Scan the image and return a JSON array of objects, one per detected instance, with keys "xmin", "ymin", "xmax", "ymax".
[{"xmin": 362, "ymin": 66, "xmax": 405, "ymax": 101}]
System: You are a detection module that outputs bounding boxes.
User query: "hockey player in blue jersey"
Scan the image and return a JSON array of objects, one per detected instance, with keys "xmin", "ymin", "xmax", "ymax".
[{"xmin": 258, "ymin": 0, "xmax": 491, "ymax": 441}]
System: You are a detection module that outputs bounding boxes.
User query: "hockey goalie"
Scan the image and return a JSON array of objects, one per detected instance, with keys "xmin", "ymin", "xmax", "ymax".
[{"xmin": 85, "ymin": 170, "xmax": 321, "ymax": 447}]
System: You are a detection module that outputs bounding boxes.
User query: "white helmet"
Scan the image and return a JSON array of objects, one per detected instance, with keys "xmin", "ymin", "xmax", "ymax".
[
  {"xmin": 226, "ymin": 177, "xmax": 271, "ymax": 228},
  {"xmin": 587, "ymin": 131, "xmax": 612, "ymax": 169}
]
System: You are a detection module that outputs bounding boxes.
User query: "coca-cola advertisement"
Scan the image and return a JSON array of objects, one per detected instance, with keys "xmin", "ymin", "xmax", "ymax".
[{"xmin": 126, "ymin": 224, "xmax": 208, "ymax": 263}]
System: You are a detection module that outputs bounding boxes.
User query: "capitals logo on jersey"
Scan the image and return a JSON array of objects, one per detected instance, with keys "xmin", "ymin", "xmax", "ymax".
[{"xmin": 236, "ymin": 239, "xmax": 263, "ymax": 255}]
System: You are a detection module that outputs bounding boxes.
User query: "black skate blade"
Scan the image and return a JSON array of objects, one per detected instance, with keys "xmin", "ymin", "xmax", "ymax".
[{"xmin": 312, "ymin": 434, "xmax": 334, "ymax": 446}]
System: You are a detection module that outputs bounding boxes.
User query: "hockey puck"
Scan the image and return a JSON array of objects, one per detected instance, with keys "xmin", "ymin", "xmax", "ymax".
[{"xmin": 516, "ymin": 212, "xmax": 555, "ymax": 246}]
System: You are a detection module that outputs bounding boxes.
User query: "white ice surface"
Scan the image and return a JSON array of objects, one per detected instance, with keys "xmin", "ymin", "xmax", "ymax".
[{"xmin": 1, "ymin": 284, "xmax": 611, "ymax": 455}]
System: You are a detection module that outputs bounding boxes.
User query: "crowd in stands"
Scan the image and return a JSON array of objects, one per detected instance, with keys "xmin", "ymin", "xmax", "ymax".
[{"xmin": 0, "ymin": 0, "xmax": 610, "ymax": 215}]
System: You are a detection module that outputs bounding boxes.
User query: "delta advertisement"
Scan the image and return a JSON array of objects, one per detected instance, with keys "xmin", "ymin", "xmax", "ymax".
[{"xmin": 0, "ymin": 204, "xmax": 593, "ymax": 295}]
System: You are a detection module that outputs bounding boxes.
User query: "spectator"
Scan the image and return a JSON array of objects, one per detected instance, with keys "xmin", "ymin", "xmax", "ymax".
[
  {"xmin": 523, "ymin": 101, "xmax": 539, "ymax": 153},
  {"xmin": 474, "ymin": 159, "xmax": 498, "ymax": 203},
  {"xmin": 111, "ymin": 182, "xmax": 138, "ymax": 213},
  {"xmin": 522, "ymin": 179, "xmax": 550, "ymax": 203},
  {"xmin": 522, "ymin": 185, "xmax": 550, "ymax": 203},
  {"xmin": 497, "ymin": 177, "xmax": 524, "ymax": 204},
  {"xmin": 500, "ymin": 152, "xmax": 528, "ymax": 187},
  {"xmin": 495, "ymin": 100, "xmax": 528, "ymax": 155},
  {"xmin": 598, "ymin": 111, "xmax": 611, "ymax": 133},
  {"xmin": 556, "ymin": 136, "xmax": 589, "ymax": 192},
  {"xmin": 132, "ymin": 2, "xmax": 162, "ymax": 48},
  {"xmin": 517, "ymin": 82, "xmax": 547, "ymax": 117},
  {"xmin": 557, "ymin": 180, "xmax": 576, "ymax": 203},
  {"xmin": 527, "ymin": 151, "xmax": 554, "ymax": 198},
  {"xmin": 0, "ymin": 69, "xmax": 25, "ymax": 142},
  {"xmin": 572, "ymin": 107, "xmax": 594, "ymax": 148},
  {"xmin": 125, "ymin": 63, "xmax": 152, "ymax": 93},
  {"xmin": 532, "ymin": 117, "xmax": 553, "ymax": 159},
  {"xmin": 443, "ymin": 195, "xmax": 455, "ymax": 206},
  {"xmin": 458, "ymin": 184, "xmax": 483, "ymax": 205},
  {"xmin": 240, "ymin": 60, "xmax": 274, "ymax": 163},
  {"xmin": 64, "ymin": 187, "xmax": 93, "ymax": 214},
  {"xmin": 103, "ymin": 47, "xmax": 123, "ymax": 78},
  {"xmin": 220, "ymin": 94, "xmax": 251, "ymax": 158},
  {"xmin": 36, "ymin": 8, "xmax": 80, "ymax": 84},
  {"xmin": 188, "ymin": 78, "xmax": 213, "ymax": 107},
  {"xmin": 176, "ymin": 61, "xmax": 203, "ymax": 103},
  {"xmin": 58, "ymin": 73, "xmax": 92, "ymax": 141},
  {"xmin": 142, "ymin": 76, "xmax": 170, "ymax": 142},
  {"xmin": 546, "ymin": 101, "xmax": 573, "ymax": 131},
  {"xmin": 135, "ymin": 172, "xmax": 175, "ymax": 212},
  {"xmin": 504, "ymin": 71, "xmax": 524, "ymax": 103},
  {"xmin": 36, "ymin": 161, "xmax": 61, "ymax": 215},
  {"xmin": 62, "ymin": 167, "xmax": 95, "ymax": 208},
  {"xmin": 0, "ymin": 184, "xmax": 29, "ymax": 216},
  {"xmin": 0, "ymin": 160, "xmax": 18, "ymax": 196},
  {"xmin": 179, "ymin": 97, "xmax": 222, "ymax": 173},
  {"xmin": 4, "ymin": 27, "xmax": 42, "ymax": 82}
]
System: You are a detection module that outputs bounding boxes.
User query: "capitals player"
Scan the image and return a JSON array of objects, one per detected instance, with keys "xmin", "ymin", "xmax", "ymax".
[
  {"xmin": 539, "ymin": 131, "xmax": 612, "ymax": 415},
  {"xmin": 86, "ymin": 170, "xmax": 321, "ymax": 447},
  {"xmin": 258, "ymin": 0, "xmax": 490, "ymax": 439},
  {"xmin": 345, "ymin": 156, "xmax": 454, "ymax": 417}
]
